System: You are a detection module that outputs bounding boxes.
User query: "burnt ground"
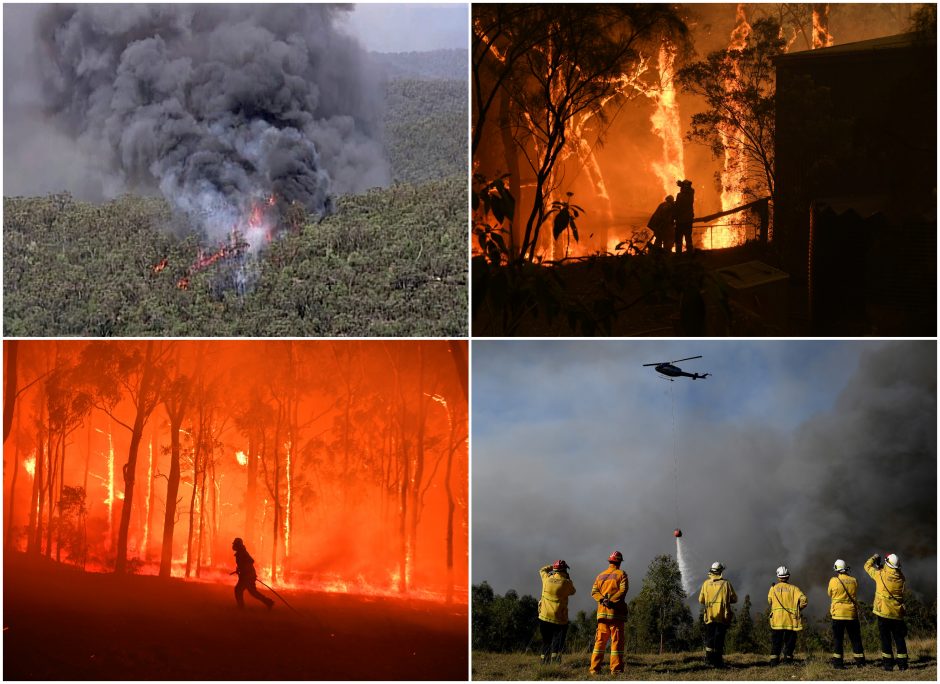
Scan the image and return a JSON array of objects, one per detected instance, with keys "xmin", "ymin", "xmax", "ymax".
[
  {"xmin": 3, "ymin": 553, "xmax": 468, "ymax": 680},
  {"xmin": 472, "ymin": 243, "xmax": 813, "ymax": 337}
]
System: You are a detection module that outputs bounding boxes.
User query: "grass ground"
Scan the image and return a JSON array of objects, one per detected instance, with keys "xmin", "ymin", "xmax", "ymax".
[{"xmin": 473, "ymin": 640, "xmax": 937, "ymax": 681}]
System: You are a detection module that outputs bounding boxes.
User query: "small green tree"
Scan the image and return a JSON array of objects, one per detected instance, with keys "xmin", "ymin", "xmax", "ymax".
[
  {"xmin": 471, "ymin": 582, "xmax": 540, "ymax": 652},
  {"xmin": 729, "ymin": 594, "xmax": 759, "ymax": 653},
  {"xmin": 751, "ymin": 602, "xmax": 773, "ymax": 655},
  {"xmin": 472, "ymin": 581, "xmax": 496, "ymax": 650},
  {"xmin": 626, "ymin": 554, "xmax": 693, "ymax": 653}
]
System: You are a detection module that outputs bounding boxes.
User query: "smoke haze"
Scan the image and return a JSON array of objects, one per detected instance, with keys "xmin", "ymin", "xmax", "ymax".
[
  {"xmin": 472, "ymin": 341, "xmax": 936, "ymax": 617},
  {"xmin": 4, "ymin": 4, "xmax": 390, "ymax": 239}
]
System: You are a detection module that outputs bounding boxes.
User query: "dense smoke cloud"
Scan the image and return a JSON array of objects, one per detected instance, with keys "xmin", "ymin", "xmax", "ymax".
[
  {"xmin": 5, "ymin": 4, "xmax": 389, "ymax": 238},
  {"xmin": 472, "ymin": 341, "xmax": 936, "ymax": 617}
]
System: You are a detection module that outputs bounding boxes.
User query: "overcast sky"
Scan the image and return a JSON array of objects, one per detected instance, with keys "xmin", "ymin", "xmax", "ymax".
[
  {"xmin": 341, "ymin": 3, "xmax": 467, "ymax": 53},
  {"xmin": 472, "ymin": 341, "xmax": 937, "ymax": 618}
]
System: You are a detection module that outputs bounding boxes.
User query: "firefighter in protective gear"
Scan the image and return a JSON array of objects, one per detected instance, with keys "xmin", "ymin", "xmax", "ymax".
[
  {"xmin": 538, "ymin": 560, "xmax": 576, "ymax": 665},
  {"xmin": 698, "ymin": 562, "xmax": 737, "ymax": 668},
  {"xmin": 827, "ymin": 559, "xmax": 865, "ymax": 669},
  {"xmin": 231, "ymin": 538, "xmax": 274, "ymax": 610},
  {"xmin": 767, "ymin": 566, "xmax": 807, "ymax": 665},
  {"xmin": 864, "ymin": 553, "xmax": 907, "ymax": 671},
  {"xmin": 589, "ymin": 551, "xmax": 628, "ymax": 675},
  {"xmin": 647, "ymin": 195, "xmax": 676, "ymax": 251},
  {"xmin": 674, "ymin": 180, "xmax": 695, "ymax": 254}
]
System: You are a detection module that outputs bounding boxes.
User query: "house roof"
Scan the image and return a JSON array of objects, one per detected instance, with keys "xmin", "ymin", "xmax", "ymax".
[{"xmin": 775, "ymin": 32, "xmax": 933, "ymax": 63}]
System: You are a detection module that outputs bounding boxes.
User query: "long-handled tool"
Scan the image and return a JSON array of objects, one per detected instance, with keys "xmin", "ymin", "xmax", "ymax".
[{"xmin": 255, "ymin": 577, "xmax": 302, "ymax": 616}]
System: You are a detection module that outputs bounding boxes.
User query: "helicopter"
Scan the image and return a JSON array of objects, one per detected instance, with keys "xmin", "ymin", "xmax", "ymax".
[{"xmin": 643, "ymin": 355, "xmax": 710, "ymax": 380}]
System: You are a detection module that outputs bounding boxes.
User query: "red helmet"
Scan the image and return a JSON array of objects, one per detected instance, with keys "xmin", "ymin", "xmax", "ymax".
[
  {"xmin": 608, "ymin": 551, "xmax": 623, "ymax": 563},
  {"xmin": 552, "ymin": 559, "xmax": 569, "ymax": 571}
]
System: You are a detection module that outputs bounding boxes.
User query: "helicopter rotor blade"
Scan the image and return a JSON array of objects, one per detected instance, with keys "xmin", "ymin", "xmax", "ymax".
[{"xmin": 668, "ymin": 355, "xmax": 702, "ymax": 364}]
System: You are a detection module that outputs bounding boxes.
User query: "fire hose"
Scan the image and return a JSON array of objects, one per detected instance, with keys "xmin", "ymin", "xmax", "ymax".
[{"xmin": 254, "ymin": 577, "xmax": 303, "ymax": 616}]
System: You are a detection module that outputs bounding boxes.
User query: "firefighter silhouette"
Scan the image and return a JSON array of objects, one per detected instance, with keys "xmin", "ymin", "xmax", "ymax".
[{"xmin": 231, "ymin": 538, "xmax": 274, "ymax": 609}]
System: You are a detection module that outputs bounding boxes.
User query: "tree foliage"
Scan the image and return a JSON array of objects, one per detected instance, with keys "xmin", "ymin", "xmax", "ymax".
[
  {"xmin": 4, "ymin": 180, "xmax": 466, "ymax": 336},
  {"xmin": 676, "ymin": 18, "xmax": 783, "ymax": 202},
  {"xmin": 472, "ymin": 582, "xmax": 539, "ymax": 653},
  {"xmin": 625, "ymin": 554, "xmax": 694, "ymax": 653},
  {"xmin": 729, "ymin": 593, "xmax": 758, "ymax": 653}
]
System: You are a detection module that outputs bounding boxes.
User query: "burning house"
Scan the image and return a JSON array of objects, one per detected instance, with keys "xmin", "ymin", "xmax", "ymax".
[{"xmin": 774, "ymin": 31, "xmax": 937, "ymax": 335}]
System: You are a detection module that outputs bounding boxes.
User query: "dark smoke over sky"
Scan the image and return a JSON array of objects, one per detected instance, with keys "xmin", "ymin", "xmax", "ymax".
[
  {"xmin": 4, "ymin": 4, "xmax": 391, "ymax": 239},
  {"xmin": 472, "ymin": 341, "xmax": 936, "ymax": 617}
]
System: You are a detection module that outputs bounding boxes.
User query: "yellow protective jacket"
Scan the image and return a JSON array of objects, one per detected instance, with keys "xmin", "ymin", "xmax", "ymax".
[
  {"xmin": 827, "ymin": 573, "xmax": 859, "ymax": 620},
  {"xmin": 864, "ymin": 556, "xmax": 905, "ymax": 619},
  {"xmin": 591, "ymin": 564, "xmax": 628, "ymax": 621},
  {"xmin": 538, "ymin": 565, "xmax": 576, "ymax": 624},
  {"xmin": 767, "ymin": 581, "xmax": 807, "ymax": 631},
  {"xmin": 698, "ymin": 574, "xmax": 737, "ymax": 624}
]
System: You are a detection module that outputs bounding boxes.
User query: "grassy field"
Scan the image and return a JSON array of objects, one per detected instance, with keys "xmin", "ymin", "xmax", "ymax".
[{"xmin": 473, "ymin": 639, "xmax": 937, "ymax": 681}]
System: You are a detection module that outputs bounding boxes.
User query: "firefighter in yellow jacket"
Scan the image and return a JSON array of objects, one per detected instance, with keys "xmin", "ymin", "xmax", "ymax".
[
  {"xmin": 590, "ymin": 551, "xmax": 629, "ymax": 675},
  {"xmin": 538, "ymin": 560, "xmax": 576, "ymax": 664},
  {"xmin": 827, "ymin": 559, "xmax": 865, "ymax": 669},
  {"xmin": 698, "ymin": 562, "xmax": 737, "ymax": 668},
  {"xmin": 767, "ymin": 566, "xmax": 807, "ymax": 665},
  {"xmin": 864, "ymin": 553, "xmax": 908, "ymax": 671}
]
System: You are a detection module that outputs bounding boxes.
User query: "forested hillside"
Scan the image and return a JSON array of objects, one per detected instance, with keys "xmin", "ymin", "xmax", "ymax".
[
  {"xmin": 373, "ymin": 49, "xmax": 467, "ymax": 81},
  {"xmin": 4, "ymin": 178, "xmax": 465, "ymax": 336},
  {"xmin": 3, "ymin": 50, "xmax": 468, "ymax": 337},
  {"xmin": 385, "ymin": 79, "xmax": 467, "ymax": 185}
]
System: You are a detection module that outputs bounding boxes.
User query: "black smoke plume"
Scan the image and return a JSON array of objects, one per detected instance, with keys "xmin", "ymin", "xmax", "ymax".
[{"xmin": 19, "ymin": 4, "xmax": 389, "ymax": 240}]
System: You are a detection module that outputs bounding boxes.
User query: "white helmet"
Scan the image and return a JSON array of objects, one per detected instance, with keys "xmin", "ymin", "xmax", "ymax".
[
  {"xmin": 885, "ymin": 553, "xmax": 900, "ymax": 569},
  {"xmin": 776, "ymin": 565, "xmax": 790, "ymax": 579},
  {"xmin": 710, "ymin": 562, "xmax": 724, "ymax": 574},
  {"xmin": 833, "ymin": 559, "xmax": 848, "ymax": 573}
]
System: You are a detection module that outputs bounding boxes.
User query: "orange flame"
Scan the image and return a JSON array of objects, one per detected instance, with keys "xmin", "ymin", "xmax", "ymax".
[
  {"xmin": 235, "ymin": 450, "xmax": 248, "ymax": 467},
  {"xmin": 812, "ymin": 5, "xmax": 834, "ymax": 49},
  {"xmin": 24, "ymin": 454, "xmax": 36, "ymax": 478},
  {"xmin": 648, "ymin": 39, "xmax": 686, "ymax": 197},
  {"xmin": 713, "ymin": 4, "xmax": 753, "ymax": 249}
]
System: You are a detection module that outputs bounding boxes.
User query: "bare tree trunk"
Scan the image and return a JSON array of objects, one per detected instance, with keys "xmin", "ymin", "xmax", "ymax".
[
  {"xmin": 55, "ymin": 435, "xmax": 66, "ymax": 562},
  {"xmin": 406, "ymin": 349, "xmax": 427, "ymax": 591},
  {"xmin": 115, "ymin": 341, "xmax": 158, "ymax": 574},
  {"xmin": 245, "ymin": 433, "xmax": 257, "ymax": 547},
  {"xmin": 159, "ymin": 411, "xmax": 183, "ymax": 578},
  {"xmin": 195, "ymin": 450, "xmax": 209, "ymax": 577},
  {"xmin": 443, "ymin": 417, "xmax": 458, "ymax": 604},
  {"xmin": 271, "ymin": 413, "xmax": 281, "ymax": 583},
  {"xmin": 35, "ymin": 426, "xmax": 52, "ymax": 555},
  {"xmin": 115, "ymin": 424, "xmax": 144, "ymax": 572},
  {"xmin": 44, "ymin": 432, "xmax": 58, "ymax": 557},
  {"xmin": 185, "ymin": 446, "xmax": 199, "ymax": 579},
  {"xmin": 144, "ymin": 431, "xmax": 156, "ymax": 562},
  {"xmin": 5, "ymin": 409, "xmax": 21, "ymax": 552},
  {"xmin": 398, "ymin": 435, "xmax": 409, "ymax": 593},
  {"xmin": 3, "ymin": 341, "xmax": 19, "ymax": 446},
  {"xmin": 28, "ymin": 438, "xmax": 43, "ymax": 555}
]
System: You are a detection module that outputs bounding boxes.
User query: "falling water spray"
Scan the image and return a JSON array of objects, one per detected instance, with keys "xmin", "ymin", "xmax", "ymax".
[{"xmin": 675, "ymin": 536, "xmax": 694, "ymax": 595}]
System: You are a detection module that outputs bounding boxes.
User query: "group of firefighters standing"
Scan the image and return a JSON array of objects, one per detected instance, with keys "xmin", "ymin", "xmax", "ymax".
[
  {"xmin": 646, "ymin": 179, "xmax": 696, "ymax": 254},
  {"xmin": 537, "ymin": 551, "xmax": 911, "ymax": 674}
]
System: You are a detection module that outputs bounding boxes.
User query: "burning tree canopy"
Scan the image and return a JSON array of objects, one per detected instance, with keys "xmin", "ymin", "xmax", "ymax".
[
  {"xmin": 473, "ymin": 3, "xmax": 925, "ymax": 261},
  {"xmin": 3, "ymin": 340, "xmax": 468, "ymax": 601},
  {"xmin": 473, "ymin": 4, "xmax": 690, "ymax": 261},
  {"xmin": 27, "ymin": 5, "xmax": 388, "ymax": 245}
]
